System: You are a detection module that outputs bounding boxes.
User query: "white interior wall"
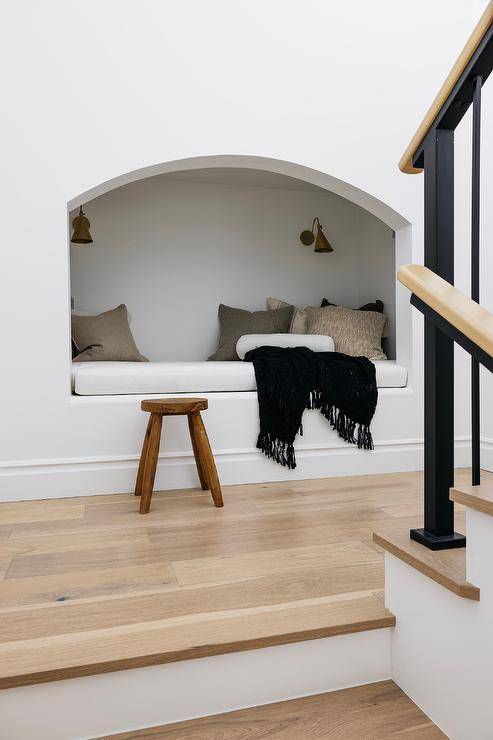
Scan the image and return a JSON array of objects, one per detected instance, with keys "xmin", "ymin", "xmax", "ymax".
[
  {"xmin": 69, "ymin": 174, "xmax": 395, "ymax": 361},
  {"xmin": 1, "ymin": 0, "xmax": 492, "ymax": 499}
]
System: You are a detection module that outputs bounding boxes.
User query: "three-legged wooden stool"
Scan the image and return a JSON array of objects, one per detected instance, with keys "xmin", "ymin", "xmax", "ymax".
[{"xmin": 135, "ymin": 398, "xmax": 223, "ymax": 514}]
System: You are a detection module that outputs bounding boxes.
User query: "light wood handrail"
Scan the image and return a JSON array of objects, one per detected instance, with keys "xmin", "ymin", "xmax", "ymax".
[
  {"xmin": 398, "ymin": 264, "xmax": 493, "ymax": 357},
  {"xmin": 399, "ymin": 1, "xmax": 493, "ymax": 174}
]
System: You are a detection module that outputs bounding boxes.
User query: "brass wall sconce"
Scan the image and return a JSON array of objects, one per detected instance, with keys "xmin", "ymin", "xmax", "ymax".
[
  {"xmin": 300, "ymin": 218, "xmax": 333, "ymax": 253},
  {"xmin": 71, "ymin": 206, "xmax": 94, "ymax": 245}
]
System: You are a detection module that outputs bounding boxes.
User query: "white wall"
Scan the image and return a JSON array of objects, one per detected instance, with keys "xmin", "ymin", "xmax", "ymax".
[
  {"xmin": 1, "ymin": 0, "xmax": 491, "ymax": 498},
  {"xmin": 70, "ymin": 173, "xmax": 395, "ymax": 361}
]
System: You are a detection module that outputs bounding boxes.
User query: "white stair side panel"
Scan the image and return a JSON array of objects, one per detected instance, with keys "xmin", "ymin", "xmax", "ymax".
[{"xmin": 386, "ymin": 554, "xmax": 490, "ymax": 740}]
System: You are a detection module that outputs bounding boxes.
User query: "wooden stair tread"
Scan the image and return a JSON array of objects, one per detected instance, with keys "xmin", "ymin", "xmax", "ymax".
[
  {"xmin": 397, "ymin": 264, "xmax": 493, "ymax": 358},
  {"xmin": 0, "ymin": 592, "xmax": 394, "ymax": 690},
  {"xmin": 451, "ymin": 482, "xmax": 493, "ymax": 517},
  {"xmin": 373, "ymin": 530, "xmax": 479, "ymax": 601}
]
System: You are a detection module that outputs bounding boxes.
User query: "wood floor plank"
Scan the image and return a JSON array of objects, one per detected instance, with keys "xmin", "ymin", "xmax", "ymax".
[
  {"xmin": 292, "ymin": 471, "xmax": 424, "ymax": 492},
  {"xmin": 0, "ymin": 563, "xmax": 177, "ymax": 610},
  {"xmin": 0, "ymin": 554, "xmax": 14, "ymax": 580},
  {"xmin": 4, "ymin": 527, "xmax": 152, "ymax": 557},
  {"xmin": 172, "ymin": 541, "xmax": 381, "ymax": 586},
  {"xmin": 0, "ymin": 503, "xmax": 85, "ymax": 526},
  {"xmin": 0, "ymin": 524, "xmax": 13, "ymax": 541},
  {"xmin": 7, "ymin": 540, "xmax": 175, "ymax": 579},
  {"xmin": 99, "ymin": 680, "xmax": 445, "ymax": 739}
]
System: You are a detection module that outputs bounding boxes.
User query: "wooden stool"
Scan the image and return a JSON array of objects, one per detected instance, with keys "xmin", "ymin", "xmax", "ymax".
[{"xmin": 135, "ymin": 398, "xmax": 223, "ymax": 514}]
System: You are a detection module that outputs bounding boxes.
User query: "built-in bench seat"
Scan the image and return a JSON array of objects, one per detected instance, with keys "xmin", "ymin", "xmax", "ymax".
[{"xmin": 72, "ymin": 360, "xmax": 408, "ymax": 396}]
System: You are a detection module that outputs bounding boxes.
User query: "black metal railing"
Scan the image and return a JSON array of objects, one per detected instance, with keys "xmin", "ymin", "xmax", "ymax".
[{"xmin": 405, "ymin": 20, "xmax": 493, "ymax": 550}]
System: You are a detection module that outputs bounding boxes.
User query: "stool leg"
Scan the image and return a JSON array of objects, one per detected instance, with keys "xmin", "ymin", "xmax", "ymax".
[
  {"xmin": 187, "ymin": 413, "xmax": 208, "ymax": 491},
  {"xmin": 135, "ymin": 415, "xmax": 153, "ymax": 496},
  {"xmin": 188, "ymin": 411, "xmax": 223, "ymax": 508},
  {"xmin": 139, "ymin": 413, "xmax": 163, "ymax": 514}
]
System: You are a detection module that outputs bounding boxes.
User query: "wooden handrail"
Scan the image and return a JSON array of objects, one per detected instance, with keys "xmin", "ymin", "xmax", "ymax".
[
  {"xmin": 399, "ymin": 1, "xmax": 493, "ymax": 174},
  {"xmin": 398, "ymin": 264, "xmax": 493, "ymax": 357}
]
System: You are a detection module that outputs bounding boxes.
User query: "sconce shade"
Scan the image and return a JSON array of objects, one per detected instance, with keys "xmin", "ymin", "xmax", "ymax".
[
  {"xmin": 71, "ymin": 206, "xmax": 93, "ymax": 244},
  {"xmin": 314, "ymin": 223, "xmax": 333, "ymax": 253},
  {"xmin": 300, "ymin": 218, "xmax": 333, "ymax": 253}
]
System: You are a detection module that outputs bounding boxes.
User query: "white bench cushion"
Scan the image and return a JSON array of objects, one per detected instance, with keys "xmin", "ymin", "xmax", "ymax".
[{"xmin": 72, "ymin": 360, "xmax": 408, "ymax": 396}]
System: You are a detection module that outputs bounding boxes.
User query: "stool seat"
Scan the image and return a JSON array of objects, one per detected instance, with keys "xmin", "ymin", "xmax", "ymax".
[
  {"xmin": 141, "ymin": 398, "xmax": 208, "ymax": 415},
  {"xmin": 135, "ymin": 396, "xmax": 223, "ymax": 514}
]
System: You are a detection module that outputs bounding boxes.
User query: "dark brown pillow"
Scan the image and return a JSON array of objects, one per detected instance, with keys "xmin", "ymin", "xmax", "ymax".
[
  {"xmin": 208, "ymin": 304, "xmax": 294, "ymax": 361},
  {"xmin": 321, "ymin": 298, "xmax": 384, "ymax": 313}
]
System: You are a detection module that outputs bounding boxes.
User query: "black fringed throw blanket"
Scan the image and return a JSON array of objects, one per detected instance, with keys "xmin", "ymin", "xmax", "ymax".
[{"xmin": 245, "ymin": 346, "xmax": 378, "ymax": 469}]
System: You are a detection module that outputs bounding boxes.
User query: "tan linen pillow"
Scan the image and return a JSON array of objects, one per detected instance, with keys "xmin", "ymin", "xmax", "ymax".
[
  {"xmin": 321, "ymin": 298, "xmax": 388, "ymax": 337},
  {"xmin": 306, "ymin": 306, "xmax": 387, "ymax": 360},
  {"xmin": 72, "ymin": 304, "xmax": 148, "ymax": 362},
  {"xmin": 209, "ymin": 304, "xmax": 294, "ymax": 360},
  {"xmin": 266, "ymin": 297, "xmax": 315, "ymax": 334}
]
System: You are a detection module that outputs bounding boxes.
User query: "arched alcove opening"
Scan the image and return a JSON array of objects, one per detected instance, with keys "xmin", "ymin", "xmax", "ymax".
[{"xmin": 68, "ymin": 155, "xmax": 411, "ymax": 386}]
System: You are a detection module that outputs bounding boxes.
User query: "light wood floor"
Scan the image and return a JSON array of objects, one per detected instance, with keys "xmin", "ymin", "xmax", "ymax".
[
  {"xmin": 102, "ymin": 680, "xmax": 445, "ymax": 739},
  {"xmin": 0, "ymin": 468, "xmax": 484, "ymax": 689}
]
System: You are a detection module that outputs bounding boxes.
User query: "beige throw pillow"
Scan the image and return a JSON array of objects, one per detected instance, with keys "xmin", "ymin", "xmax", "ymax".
[
  {"xmin": 266, "ymin": 297, "xmax": 315, "ymax": 334},
  {"xmin": 306, "ymin": 306, "xmax": 387, "ymax": 360},
  {"xmin": 72, "ymin": 304, "xmax": 148, "ymax": 362}
]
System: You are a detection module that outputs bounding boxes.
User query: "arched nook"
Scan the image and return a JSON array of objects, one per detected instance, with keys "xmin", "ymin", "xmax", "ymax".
[{"xmin": 68, "ymin": 155, "xmax": 411, "ymax": 395}]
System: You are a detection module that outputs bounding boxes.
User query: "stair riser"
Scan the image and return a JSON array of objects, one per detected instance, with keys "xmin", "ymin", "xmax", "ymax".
[{"xmin": 0, "ymin": 629, "xmax": 391, "ymax": 740}]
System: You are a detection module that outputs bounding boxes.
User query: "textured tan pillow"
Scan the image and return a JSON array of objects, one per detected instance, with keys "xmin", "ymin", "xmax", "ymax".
[
  {"xmin": 72, "ymin": 304, "xmax": 148, "ymax": 362},
  {"xmin": 266, "ymin": 297, "xmax": 315, "ymax": 334},
  {"xmin": 306, "ymin": 306, "xmax": 387, "ymax": 360}
]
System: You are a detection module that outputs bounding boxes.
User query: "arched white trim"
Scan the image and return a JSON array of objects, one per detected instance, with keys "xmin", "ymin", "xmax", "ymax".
[{"xmin": 67, "ymin": 155, "xmax": 409, "ymax": 231}]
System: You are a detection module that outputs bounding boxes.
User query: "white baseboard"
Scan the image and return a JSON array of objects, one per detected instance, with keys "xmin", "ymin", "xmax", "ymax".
[
  {"xmin": 0, "ymin": 437, "xmax": 473, "ymax": 502},
  {"xmin": 0, "ymin": 629, "xmax": 392, "ymax": 740}
]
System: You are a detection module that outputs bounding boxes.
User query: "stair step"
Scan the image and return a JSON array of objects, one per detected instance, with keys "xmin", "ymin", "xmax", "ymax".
[
  {"xmin": 0, "ymin": 591, "xmax": 394, "ymax": 690},
  {"xmin": 451, "ymin": 482, "xmax": 493, "ymax": 517},
  {"xmin": 373, "ymin": 530, "xmax": 479, "ymax": 600}
]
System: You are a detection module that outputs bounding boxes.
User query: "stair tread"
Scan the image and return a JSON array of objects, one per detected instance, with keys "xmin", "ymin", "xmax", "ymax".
[
  {"xmin": 0, "ymin": 591, "xmax": 394, "ymax": 689},
  {"xmin": 373, "ymin": 530, "xmax": 479, "ymax": 601},
  {"xmin": 451, "ymin": 483, "xmax": 493, "ymax": 517}
]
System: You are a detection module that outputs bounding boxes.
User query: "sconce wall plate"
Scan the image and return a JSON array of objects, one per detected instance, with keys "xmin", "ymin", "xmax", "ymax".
[{"xmin": 300, "ymin": 229, "xmax": 315, "ymax": 246}]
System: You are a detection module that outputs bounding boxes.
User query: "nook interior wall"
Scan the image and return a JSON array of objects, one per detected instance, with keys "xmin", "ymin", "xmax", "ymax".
[{"xmin": 70, "ymin": 176, "xmax": 396, "ymax": 361}]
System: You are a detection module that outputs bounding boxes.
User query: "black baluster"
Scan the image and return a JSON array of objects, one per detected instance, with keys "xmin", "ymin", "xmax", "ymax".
[{"xmin": 471, "ymin": 75, "xmax": 482, "ymax": 486}]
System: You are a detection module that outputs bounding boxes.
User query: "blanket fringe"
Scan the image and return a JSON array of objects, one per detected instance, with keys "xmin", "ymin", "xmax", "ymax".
[
  {"xmin": 310, "ymin": 390, "xmax": 374, "ymax": 451},
  {"xmin": 257, "ymin": 399, "xmax": 373, "ymax": 469},
  {"xmin": 257, "ymin": 431, "xmax": 297, "ymax": 470}
]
